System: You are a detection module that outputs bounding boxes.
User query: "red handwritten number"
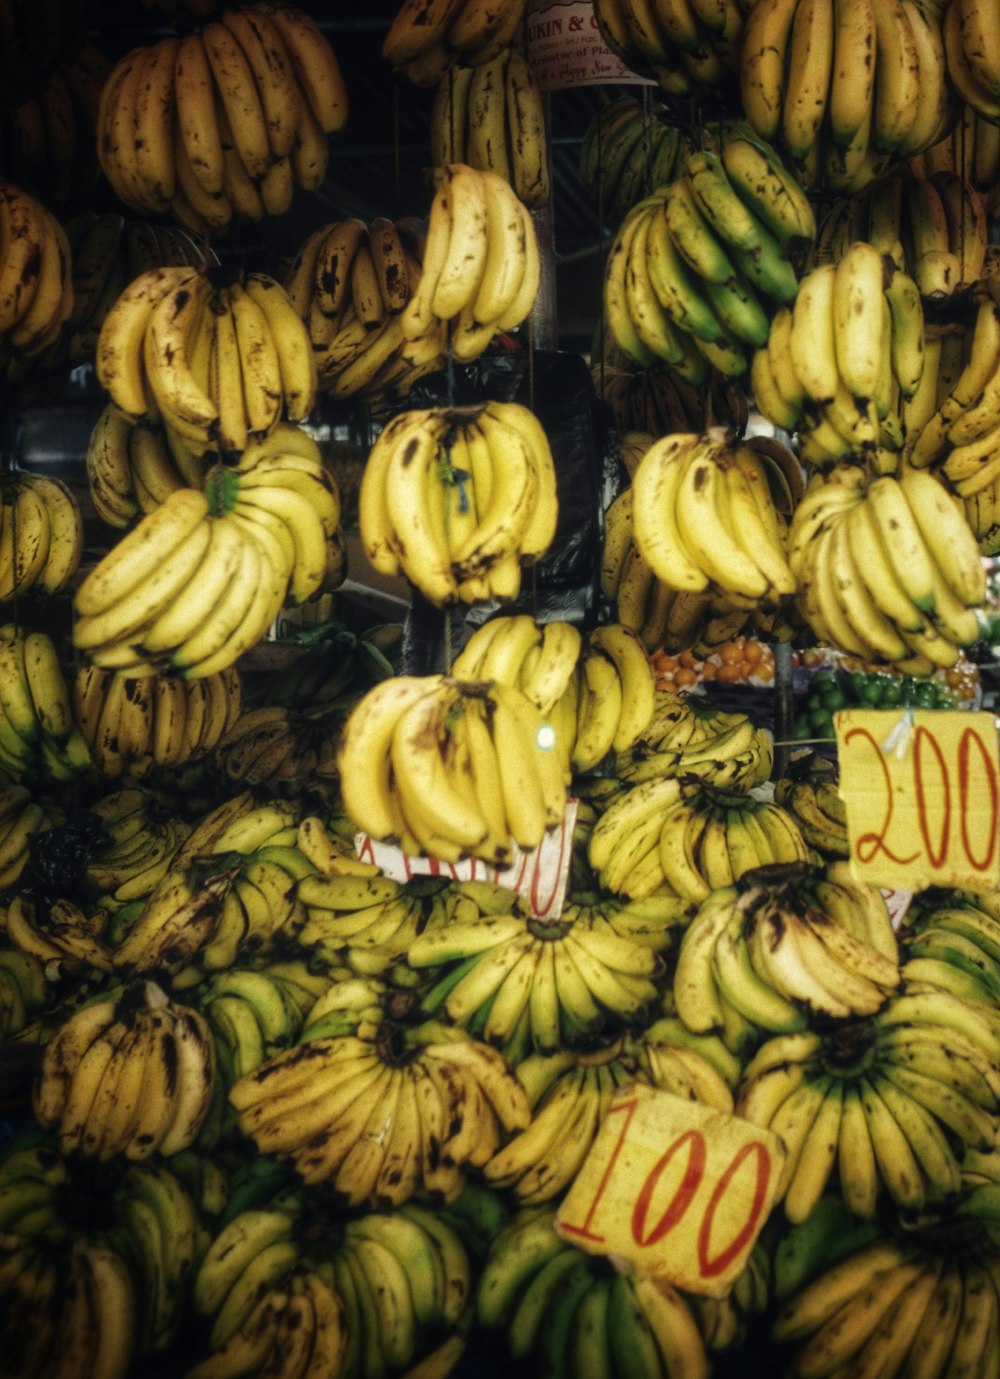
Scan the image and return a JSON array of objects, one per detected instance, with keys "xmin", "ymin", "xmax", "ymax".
[
  {"xmin": 558, "ymin": 1098, "xmax": 637, "ymax": 1244},
  {"xmin": 697, "ymin": 1142, "xmax": 772, "ymax": 1279},
  {"xmin": 958, "ymin": 727, "xmax": 999, "ymax": 872},
  {"xmin": 631, "ymin": 1130, "xmax": 706, "ymax": 1247},
  {"xmin": 913, "ymin": 726, "xmax": 951, "ymax": 868},
  {"xmin": 844, "ymin": 728, "xmax": 919, "ymax": 866}
]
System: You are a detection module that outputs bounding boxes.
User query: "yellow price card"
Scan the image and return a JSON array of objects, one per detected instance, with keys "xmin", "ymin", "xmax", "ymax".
[
  {"xmin": 835, "ymin": 709, "xmax": 1000, "ymax": 893},
  {"xmin": 554, "ymin": 1083, "xmax": 785, "ymax": 1298}
]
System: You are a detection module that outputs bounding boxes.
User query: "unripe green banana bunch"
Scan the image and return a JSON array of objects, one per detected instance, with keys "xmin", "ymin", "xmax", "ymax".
[
  {"xmin": 773, "ymin": 752, "xmax": 849, "ymax": 858},
  {"xmin": 898, "ymin": 890, "xmax": 1000, "ymax": 1014},
  {"xmin": 593, "ymin": 0, "xmax": 746, "ymax": 95},
  {"xmin": 579, "ymin": 95, "xmax": 688, "ymax": 226},
  {"xmin": 431, "ymin": 47, "xmax": 549, "ymax": 207},
  {"xmin": 0, "ymin": 469, "xmax": 83, "ymax": 599},
  {"xmin": 942, "ymin": 0, "xmax": 1000, "ymax": 127},
  {"xmin": 751, "ymin": 245, "xmax": 925, "ymax": 469},
  {"xmin": 358, "ymin": 400, "xmax": 557, "ymax": 607},
  {"xmin": 283, "ymin": 214, "xmax": 449, "ymax": 402},
  {"xmin": 337, "ymin": 672, "xmax": 567, "ymax": 866},
  {"xmin": 477, "ymin": 1204, "xmax": 712, "ymax": 1378},
  {"xmin": 65, "ymin": 211, "xmax": 214, "ymax": 371},
  {"xmin": 0, "ymin": 181, "xmax": 74, "ymax": 369},
  {"xmin": 382, "ymin": 0, "xmax": 526, "ymax": 86},
  {"xmin": 787, "ymin": 463, "xmax": 987, "ymax": 673},
  {"xmin": 741, "ymin": 0, "xmax": 958, "ymax": 192},
  {"xmin": 96, "ymin": 266, "xmax": 316, "ymax": 457},
  {"xmin": 97, "ymin": 8, "xmax": 348, "ymax": 235}
]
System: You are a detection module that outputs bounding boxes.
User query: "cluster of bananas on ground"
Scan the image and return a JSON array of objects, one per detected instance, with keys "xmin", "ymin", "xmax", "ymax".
[
  {"xmin": 32, "ymin": 977, "xmax": 217, "ymax": 1160},
  {"xmin": 64, "ymin": 211, "xmax": 212, "ymax": 371},
  {"xmin": 85, "ymin": 403, "xmax": 208, "ymax": 528},
  {"xmin": 72, "ymin": 428, "xmax": 344, "ymax": 679},
  {"xmin": 943, "ymin": 0, "xmax": 1000, "ymax": 125},
  {"xmin": 0, "ymin": 782, "xmax": 58, "ymax": 889},
  {"xmin": 735, "ymin": 984, "xmax": 1000, "ymax": 1222},
  {"xmin": 741, "ymin": 0, "xmax": 955, "ymax": 191},
  {"xmin": 382, "ymin": 0, "xmax": 525, "ymax": 85},
  {"xmin": 0, "ymin": 469, "xmax": 82, "ymax": 599},
  {"xmin": 358, "ymin": 399, "xmax": 556, "ymax": 606},
  {"xmin": 579, "ymin": 96, "xmax": 687, "ymax": 226},
  {"xmin": 1, "ymin": 41, "xmax": 108, "ymax": 211},
  {"xmin": 604, "ymin": 133, "xmax": 808, "ymax": 379},
  {"xmin": 401, "ymin": 162, "xmax": 541, "ymax": 362},
  {"xmin": 430, "ymin": 47, "xmax": 548, "ymax": 207},
  {"xmin": 96, "ymin": 5, "xmax": 348, "ymax": 234},
  {"xmin": 593, "ymin": 0, "xmax": 745, "ymax": 94},
  {"xmin": 477, "ymin": 1206, "xmax": 712, "ymax": 1379},
  {"xmin": 750, "ymin": 243, "xmax": 926, "ymax": 468},
  {"xmin": 628, "ymin": 428, "xmax": 796, "ymax": 608},
  {"xmin": 616, "ymin": 687, "xmax": 775, "ymax": 789},
  {"xmin": 0, "ymin": 180, "xmax": 73, "ymax": 369},
  {"xmin": 282, "ymin": 213, "xmax": 447, "ymax": 402},
  {"xmin": 96, "ymin": 266, "xmax": 316, "ymax": 456},
  {"xmin": 788, "ymin": 464, "xmax": 987, "ymax": 671},
  {"xmin": 337, "ymin": 672, "xmax": 567, "ymax": 865},
  {"xmin": 73, "ymin": 664, "xmax": 243, "ymax": 778},
  {"xmin": 773, "ymin": 752, "xmax": 849, "ymax": 856},
  {"xmin": 0, "ymin": 623, "xmax": 91, "ymax": 784}
]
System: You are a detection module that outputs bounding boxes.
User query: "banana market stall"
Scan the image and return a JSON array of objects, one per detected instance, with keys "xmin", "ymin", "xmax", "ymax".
[{"xmin": 3, "ymin": 1, "xmax": 1000, "ymax": 1379}]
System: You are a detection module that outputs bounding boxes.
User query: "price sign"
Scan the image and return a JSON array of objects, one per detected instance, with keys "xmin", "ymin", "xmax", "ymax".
[
  {"xmin": 835, "ymin": 709, "xmax": 1000, "ymax": 893},
  {"xmin": 554, "ymin": 1084, "xmax": 785, "ymax": 1297}
]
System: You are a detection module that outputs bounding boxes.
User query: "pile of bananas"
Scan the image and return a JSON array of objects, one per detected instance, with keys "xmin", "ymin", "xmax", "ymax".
[
  {"xmin": 579, "ymin": 96, "xmax": 687, "ymax": 227},
  {"xmin": 773, "ymin": 752, "xmax": 849, "ymax": 857},
  {"xmin": 382, "ymin": 0, "xmax": 525, "ymax": 85},
  {"xmin": 741, "ymin": 0, "xmax": 954, "ymax": 191},
  {"xmin": 358, "ymin": 400, "xmax": 556, "ymax": 606},
  {"xmin": 337, "ymin": 672, "xmax": 566, "ymax": 865},
  {"xmin": 943, "ymin": 0, "xmax": 1000, "ymax": 124},
  {"xmin": 750, "ymin": 244, "xmax": 926, "ymax": 468},
  {"xmin": 73, "ymin": 664, "xmax": 243, "ymax": 777},
  {"xmin": 96, "ymin": 266, "xmax": 316, "ymax": 456},
  {"xmin": 65, "ymin": 211, "xmax": 212, "ymax": 371},
  {"xmin": 593, "ymin": 0, "xmax": 745, "ymax": 94},
  {"xmin": 787, "ymin": 463, "xmax": 987, "ymax": 671},
  {"xmin": 0, "ymin": 623, "xmax": 90, "ymax": 784},
  {"xmin": 85, "ymin": 403, "xmax": 208, "ymax": 528},
  {"xmin": 900, "ymin": 888, "xmax": 1000, "ymax": 1010},
  {"xmin": 616, "ymin": 687, "xmax": 775, "ymax": 789},
  {"xmin": 0, "ymin": 469, "xmax": 82, "ymax": 598},
  {"xmin": 82, "ymin": 787, "xmax": 193, "ymax": 907},
  {"xmin": 604, "ymin": 129, "xmax": 810, "ymax": 378},
  {"xmin": 72, "ymin": 428, "xmax": 344, "ymax": 679},
  {"xmin": 4, "ymin": 892, "xmax": 117, "ymax": 974},
  {"xmin": 96, "ymin": 5, "xmax": 348, "ymax": 234},
  {"xmin": 629, "ymin": 428, "xmax": 796, "ymax": 607},
  {"xmin": 282, "ymin": 213, "xmax": 447, "ymax": 402},
  {"xmin": 0, "ymin": 180, "xmax": 73, "ymax": 369},
  {"xmin": 401, "ymin": 162, "xmax": 541, "ymax": 362},
  {"xmin": 0, "ymin": 782, "xmax": 58, "ymax": 889},
  {"xmin": 430, "ymin": 48, "xmax": 549, "ymax": 207}
]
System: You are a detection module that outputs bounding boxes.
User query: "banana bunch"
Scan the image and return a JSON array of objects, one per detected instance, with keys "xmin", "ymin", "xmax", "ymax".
[
  {"xmin": 96, "ymin": 6, "xmax": 348, "ymax": 234},
  {"xmin": 408, "ymin": 902, "xmax": 665, "ymax": 1058},
  {"xmin": 82, "ymin": 787, "xmax": 193, "ymax": 907},
  {"xmin": 200, "ymin": 966, "xmax": 310, "ymax": 1082},
  {"xmin": 773, "ymin": 752, "xmax": 849, "ymax": 857},
  {"xmin": 0, "ymin": 180, "xmax": 73, "ymax": 367},
  {"xmin": 604, "ymin": 132, "xmax": 809, "ymax": 378},
  {"xmin": 0, "ymin": 1233, "xmax": 139, "ymax": 1379},
  {"xmin": 291, "ymin": 870, "xmax": 430, "ymax": 978},
  {"xmin": 0, "ymin": 945, "xmax": 48, "ymax": 1035},
  {"xmin": 401, "ymin": 162, "xmax": 541, "ymax": 361},
  {"xmin": 0, "ymin": 1134, "xmax": 70, "ymax": 1241},
  {"xmin": 477, "ymin": 1206, "xmax": 711, "ymax": 1379},
  {"xmin": 66, "ymin": 211, "xmax": 212, "ymax": 371},
  {"xmin": 338, "ymin": 672, "xmax": 567, "ymax": 865},
  {"xmin": 616, "ymin": 688, "xmax": 775, "ymax": 789},
  {"xmin": 170, "ymin": 790, "xmax": 300, "ymax": 868},
  {"xmin": 85, "ymin": 404, "xmax": 208, "ymax": 529},
  {"xmin": 0, "ymin": 784, "xmax": 56, "ymax": 889},
  {"xmin": 110, "ymin": 859, "xmax": 244, "ymax": 976},
  {"xmin": 562, "ymin": 624, "xmax": 658, "ymax": 774},
  {"xmin": 579, "ymin": 96, "xmax": 687, "ymax": 227},
  {"xmin": 231, "ymin": 982, "xmax": 531, "ymax": 1206},
  {"xmin": 594, "ymin": 354, "xmax": 751, "ymax": 434},
  {"xmin": 4, "ymin": 894, "xmax": 115, "ymax": 974},
  {"xmin": 95, "ymin": 266, "xmax": 316, "ymax": 455},
  {"xmin": 741, "ymin": 0, "xmax": 957, "ymax": 191},
  {"xmin": 746, "ymin": 986, "xmax": 1000, "ymax": 1223},
  {"xmin": 0, "ymin": 623, "xmax": 90, "ymax": 785},
  {"xmin": 243, "ymin": 621, "xmax": 401, "ymax": 713},
  {"xmin": 32, "ymin": 977, "xmax": 217, "ymax": 1160},
  {"xmin": 430, "ymin": 48, "xmax": 549, "ymax": 207},
  {"xmin": 0, "ymin": 469, "xmax": 83, "ymax": 599},
  {"xmin": 451, "ymin": 614, "xmax": 581, "ymax": 712},
  {"xmin": 629, "ymin": 428, "xmax": 796, "ymax": 607},
  {"xmin": 787, "ymin": 464, "xmax": 987, "ymax": 672},
  {"xmin": 382, "ymin": 0, "xmax": 526, "ymax": 85},
  {"xmin": 73, "ymin": 665, "xmax": 243, "ymax": 777},
  {"xmin": 211, "ymin": 704, "xmax": 345, "ymax": 789},
  {"xmin": 899, "ymin": 891, "xmax": 1000, "ymax": 1010},
  {"xmin": 943, "ymin": 0, "xmax": 1000, "ymax": 125},
  {"xmin": 772, "ymin": 1228, "xmax": 1000, "ymax": 1379},
  {"xmin": 675, "ymin": 864, "xmax": 899, "ymax": 1054},
  {"xmin": 751, "ymin": 245, "xmax": 927, "ymax": 468},
  {"xmin": 358, "ymin": 400, "xmax": 557, "ymax": 606},
  {"xmin": 693, "ymin": 1249, "xmax": 772, "ymax": 1355},
  {"xmin": 918, "ymin": 100, "xmax": 1000, "ymax": 217},
  {"xmin": 593, "ymin": 0, "xmax": 745, "ymax": 94}
]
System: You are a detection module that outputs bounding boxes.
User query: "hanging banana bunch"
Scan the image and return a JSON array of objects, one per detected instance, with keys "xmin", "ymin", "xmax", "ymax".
[
  {"xmin": 382, "ymin": 0, "xmax": 527, "ymax": 86},
  {"xmin": 592, "ymin": 0, "xmax": 746, "ymax": 97},
  {"xmin": 579, "ymin": 95, "xmax": 688, "ymax": 226}
]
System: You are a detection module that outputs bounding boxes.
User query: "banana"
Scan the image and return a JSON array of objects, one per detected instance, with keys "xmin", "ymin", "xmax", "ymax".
[
  {"xmin": 781, "ymin": 0, "xmax": 834, "ymax": 161},
  {"xmin": 201, "ymin": 20, "xmax": 272, "ymax": 182}
]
